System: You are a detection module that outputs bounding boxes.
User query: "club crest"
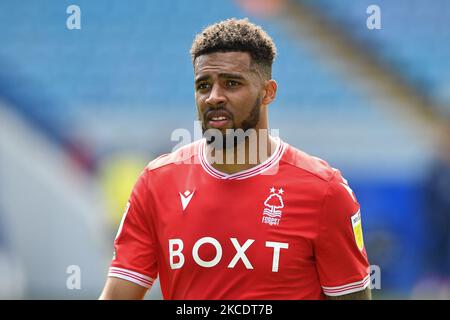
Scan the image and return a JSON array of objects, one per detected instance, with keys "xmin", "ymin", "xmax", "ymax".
[{"xmin": 262, "ymin": 187, "xmax": 285, "ymax": 226}]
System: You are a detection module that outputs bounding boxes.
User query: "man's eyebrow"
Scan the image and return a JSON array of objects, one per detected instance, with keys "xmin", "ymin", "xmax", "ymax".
[
  {"xmin": 195, "ymin": 75, "xmax": 209, "ymax": 84},
  {"xmin": 218, "ymin": 73, "xmax": 246, "ymax": 80},
  {"xmin": 195, "ymin": 73, "xmax": 246, "ymax": 84}
]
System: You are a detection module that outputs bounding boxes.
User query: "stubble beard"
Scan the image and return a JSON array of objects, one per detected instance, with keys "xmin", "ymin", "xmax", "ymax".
[{"xmin": 201, "ymin": 95, "xmax": 261, "ymax": 150}]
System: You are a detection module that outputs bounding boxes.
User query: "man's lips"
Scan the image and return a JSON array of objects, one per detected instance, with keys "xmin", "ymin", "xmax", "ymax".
[
  {"xmin": 208, "ymin": 118, "xmax": 230, "ymax": 128},
  {"xmin": 205, "ymin": 110, "xmax": 232, "ymax": 129}
]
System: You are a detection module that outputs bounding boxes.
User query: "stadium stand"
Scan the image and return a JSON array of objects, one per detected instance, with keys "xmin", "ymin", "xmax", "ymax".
[{"xmin": 0, "ymin": 0, "xmax": 448, "ymax": 298}]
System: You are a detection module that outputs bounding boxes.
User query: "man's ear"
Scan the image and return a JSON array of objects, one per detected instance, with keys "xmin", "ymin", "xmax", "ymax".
[{"xmin": 261, "ymin": 79, "xmax": 277, "ymax": 105}]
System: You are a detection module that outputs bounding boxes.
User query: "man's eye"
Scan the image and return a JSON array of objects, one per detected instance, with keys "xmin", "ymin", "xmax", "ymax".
[
  {"xmin": 196, "ymin": 83, "xmax": 210, "ymax": 91},
  {"xmin": 227, "ymin": 80, "xmax": 240, "ymax": 87}
]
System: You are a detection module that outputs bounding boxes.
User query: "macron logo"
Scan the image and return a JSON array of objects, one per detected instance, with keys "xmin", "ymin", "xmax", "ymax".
[{"xmin": 179, "ymin": 190, "xmax": 195, "ymax": 211}]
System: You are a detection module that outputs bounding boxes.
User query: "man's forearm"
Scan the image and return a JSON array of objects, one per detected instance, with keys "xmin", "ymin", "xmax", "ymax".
[
  {"xmin": 326, "ymin": 287, "xmax": 372, "ymax": 300},
  {"xmin": 100, "ymin": 277, "xmax": 148, "ymax": 300}
]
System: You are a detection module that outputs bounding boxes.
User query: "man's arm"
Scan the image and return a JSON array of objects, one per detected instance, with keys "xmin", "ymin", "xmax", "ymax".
[
  {"xmin": 326, "ymin": 287, "xmax": 372, "ymax": 300},
  {"xmin": 99, "ymin": 277, "xmax": 148, "ymax": 300}
]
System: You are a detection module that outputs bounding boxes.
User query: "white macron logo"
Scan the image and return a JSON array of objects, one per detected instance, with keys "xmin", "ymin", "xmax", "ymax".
[{"xmin": 179, "ymin": 190, "xmax": 195, "ymax": 211}]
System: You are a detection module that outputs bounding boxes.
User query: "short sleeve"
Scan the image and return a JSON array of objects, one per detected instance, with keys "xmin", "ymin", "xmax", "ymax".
[
  {"xmin": 314, "ymin": 170, "xmax": 370, "ymax": 297},
  {"xmin": 108, "ymin": 169, "xmax": 158, "ymax": 288}
]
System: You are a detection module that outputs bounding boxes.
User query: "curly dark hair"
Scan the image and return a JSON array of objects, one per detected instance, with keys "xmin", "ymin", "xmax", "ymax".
[{"xmin": 190, "ymin": 18, "xmax": 277, "ymax": 79}]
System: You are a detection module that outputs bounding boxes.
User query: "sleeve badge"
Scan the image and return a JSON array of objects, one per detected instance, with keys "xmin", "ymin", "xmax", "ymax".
[{"xmin": 351, "ymin": 210, "xmax": 365, "ymax": 251}]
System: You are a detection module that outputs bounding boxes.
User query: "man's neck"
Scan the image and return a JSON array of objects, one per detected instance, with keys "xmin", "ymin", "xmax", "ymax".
[{"xmin": 206, "ymin": 132, "xmax": 276, "ymax": 175}]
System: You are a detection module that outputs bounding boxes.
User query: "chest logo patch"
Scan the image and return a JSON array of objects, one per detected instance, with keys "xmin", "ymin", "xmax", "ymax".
[{"xmin": 262, "ymin": 187, "xmax": 284, "ymax": 226}]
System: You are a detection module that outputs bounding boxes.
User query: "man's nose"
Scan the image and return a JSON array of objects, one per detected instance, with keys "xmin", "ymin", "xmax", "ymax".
[{"xmin": 205, "ymin": 84, "xmax": 226, "ymax": 106}]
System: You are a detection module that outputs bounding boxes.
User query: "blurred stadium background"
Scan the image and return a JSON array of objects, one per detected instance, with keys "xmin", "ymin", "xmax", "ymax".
[{"xmin": 0, "ymin": 0, "xmax": 449, "ymax": 299}]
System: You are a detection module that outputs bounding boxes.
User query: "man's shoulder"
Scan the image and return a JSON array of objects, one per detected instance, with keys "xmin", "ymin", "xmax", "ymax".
[
  {"xmin": 280, "ymin": 142, "xmax": 355, "ymax": 205},
  {"xmin": 145, "ymin": 140, "xmax": 201, "ymax": 172},
  {"xmin": 281, "ymin": 142, "xmax": 338, "ymax": 183}
]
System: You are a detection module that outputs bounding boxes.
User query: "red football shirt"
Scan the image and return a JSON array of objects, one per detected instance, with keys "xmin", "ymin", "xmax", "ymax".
[{"xmin": 108, "ymin": 137, "xmax": 370, "ymax": 299}]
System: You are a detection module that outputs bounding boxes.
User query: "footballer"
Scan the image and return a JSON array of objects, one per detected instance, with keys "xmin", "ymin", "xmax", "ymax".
[{"xmin": 100, "ymin": 18, "xmax": 371, "ymax": 300}]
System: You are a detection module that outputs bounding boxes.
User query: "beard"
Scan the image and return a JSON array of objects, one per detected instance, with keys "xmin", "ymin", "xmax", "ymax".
[{"xmin": 201, "ymin": 95, "xmax": 261, "ymax": 150}]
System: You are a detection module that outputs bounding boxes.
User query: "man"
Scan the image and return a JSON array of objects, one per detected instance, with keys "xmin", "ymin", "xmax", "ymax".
[{"xmin": 100, "ymin": 18, "xmax": 371, "ymax": 300}]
